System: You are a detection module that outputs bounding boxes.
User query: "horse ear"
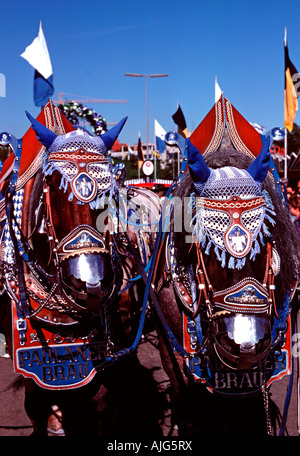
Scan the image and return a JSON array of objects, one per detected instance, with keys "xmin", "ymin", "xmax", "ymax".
[
  {"xmin": 99, "ymin": 117, "xmax": 128, "ymax": 151},
  {"xmin": 187, "ymin": 138, "xmax": 211, "ymax": 184},
  {"xmin": 26, "ymin": 111, "xmax": 57, "ymax": 149},
  {"xmin": 247, "ymin": 136, "xmax": 271, "ymax": 184}
]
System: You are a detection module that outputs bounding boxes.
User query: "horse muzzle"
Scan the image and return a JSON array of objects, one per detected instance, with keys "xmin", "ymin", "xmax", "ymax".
[
  {"xmin": 212, "ymin": 313, "xmax": 272, "ymax": 370},
  {"xmin": 60, "ymin": 251, "xmax": 116, "ymax": 312}
]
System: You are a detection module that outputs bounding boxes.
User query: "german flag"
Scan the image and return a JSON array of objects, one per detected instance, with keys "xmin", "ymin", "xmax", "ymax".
[
  {"xmin": 172, "ymin": 104, "xmax": 189, "ymax": 138},
  {"xmin": 284, "ymin": 31, "xmax": 299, "ymax": 132},
  {"xmin": 137, "ymin": 134, "xmax": 144, "ymax": 169}
]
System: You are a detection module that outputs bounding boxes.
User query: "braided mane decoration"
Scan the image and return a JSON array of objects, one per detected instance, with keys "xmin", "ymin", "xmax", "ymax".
[{"xmin": 173, "ymin": 148, "xmax": 300, "ymax": 308}]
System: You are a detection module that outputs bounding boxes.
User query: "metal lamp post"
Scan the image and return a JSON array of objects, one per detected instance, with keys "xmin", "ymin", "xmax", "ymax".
[{"xmin": 124, "ymin": 73, "xmax": 168, "ymax": 158}]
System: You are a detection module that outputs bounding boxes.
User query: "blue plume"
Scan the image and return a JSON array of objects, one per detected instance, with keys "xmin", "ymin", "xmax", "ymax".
[
  {"xmin": 26, "ymin": 111, "xmax": 57, "ymax": 149},
  {"xmin": 187, "ymin": 138, "xmax": 211, "ymax": 184},
  {"xmin": 247, "ymin": 136, "xmax": 271, "ymax": 184},
  {"xmin": 100, "ymin": 117, "xmax": 128, "ymax": 151}
]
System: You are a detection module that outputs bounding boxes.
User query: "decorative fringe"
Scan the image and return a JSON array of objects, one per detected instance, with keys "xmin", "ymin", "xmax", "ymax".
[
  {"xmin": 265, "ymin": 213, "xmax": 275, "ymax": 226},
  {"xmin": 266, "ymin": 207, "xmax": 276, "ymax": 217},
  {"xmin": 90, "ymin": 192, "xmax": 108, "ymax": 210},
  {"xmin": 221, "ymin": 250, "xmax": 226, "ymax": 268},
  {"xmin": 262, "ymin": 222, "xmax": 271, "ymax": 237},
  {"xmin": 43, "ymin": 163, "xmax": 57, "ymax": 178},
  {"xmin": 250, "ymin": 239, "xmax": 260, "ymax": 260},
  {"xmin": 205, "ymin": 240, "xmax": 212, "ymax": 255},
  {"xmin": 214, "ymin": 245, "xmax": 222, "ymax": 262},
  {"xmin": 59, "ymin": 176, "xmax": 69, "ymax": 193},
  {"xmin": 228, "ymin": 256, "xmax": 235, "ymax": 269},
  {"xmin": 236, "ymin": 257, "xmax": 246, "ymax": 269},
  {"xmin": 259, "ymin": 231, "xmax": 265, "ymax": 246},
  {"xmin": 262, "ymin": 190, "xmax": 275, "ymax": 211}
]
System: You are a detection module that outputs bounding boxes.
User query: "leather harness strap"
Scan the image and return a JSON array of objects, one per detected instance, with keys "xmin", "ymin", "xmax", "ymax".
[
  {"xmin": 44, "ymin": 183, "xmax": 59, "ymax": 266},
  {"xmin": 163, "ymin": 234, "xmax": 277, "ymax": 321}
]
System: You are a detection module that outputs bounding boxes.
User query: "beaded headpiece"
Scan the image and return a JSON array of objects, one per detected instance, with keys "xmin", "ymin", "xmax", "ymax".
[
  {"xmin": 42, "ymin": 131, "xmax": 117, "ymax": 209},
  {"xmin": 26, "ymin": 112, "xmax": 127, "ymax": 209},
  {"xmin": 187, "ymin": 138, "xmax": 276, "ymax": 269}
]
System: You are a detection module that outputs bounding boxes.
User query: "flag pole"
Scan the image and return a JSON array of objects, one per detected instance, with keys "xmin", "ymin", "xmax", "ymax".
[
  {"xmin": 284, "ymin": 27, "xmax": 288, "ymax": 182},
  {"xmin": 284, "ymin": 128, "xmax": 288, "ymax": 181},
  {"xmin": 154, "ymin": 129, "xmax": 157, "ymax": 180},
  {"xmin": 138, "ymin": 131, "xmax": 140, "ymax": 179}
]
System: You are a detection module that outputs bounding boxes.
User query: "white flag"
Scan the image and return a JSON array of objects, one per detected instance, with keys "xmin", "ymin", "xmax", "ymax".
[
  {"xmin": 21, "ymin": 21, "xmax": 52, "ymax": 79},
  {"xmin": 215, "ymin": 76, "xmax": 222, "ymax": 103},
  {"xmin": 154, "ymin": 119, "xmax": 167, "ymax": 155}
]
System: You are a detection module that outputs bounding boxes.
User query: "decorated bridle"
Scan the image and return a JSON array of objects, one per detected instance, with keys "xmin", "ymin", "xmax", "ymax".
[
  {"xmin": 151, "ymin": 134, "xmax": 297, "ymax": 434},
  {"xmin": 184, "ymin": 138, "xmax": 281, "ymax": 302},
  {"xmin": 182, "ymin": 192, "xmax": 280, "ymax": 317},
  {"xmin": 1, "ymin": 110, "xmax": 163, "ymax": 376},
  {"xmin": 153, "ymin": 134, "xmax": 294, "ymax": 365},
  {"xmin": 1, "ymin": 115, "xmax": 128, "ymax": 329},
  {"xmin": 37, "ymin": 176, "xmax": 118, "ymax": 315}
]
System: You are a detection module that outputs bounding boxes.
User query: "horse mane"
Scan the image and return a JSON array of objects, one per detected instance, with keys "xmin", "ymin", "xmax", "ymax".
[{"xmin": 173, "ymin": 148, "xmax": 300, "ymax": 306}]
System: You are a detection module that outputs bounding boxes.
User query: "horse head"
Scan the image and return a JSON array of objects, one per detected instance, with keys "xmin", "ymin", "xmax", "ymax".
[
  {"xmin": 170, "ymin": 137, "xmax": 299, "ymax": 372},
  {"xmin": 27, "ymin": 113, "xmax": 127, "ymax": 315}
]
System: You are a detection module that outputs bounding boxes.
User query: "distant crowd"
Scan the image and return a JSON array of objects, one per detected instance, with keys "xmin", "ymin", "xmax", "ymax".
[{"xmin": 286, "ymin": 180, "xmax": 300, "ymax": 236}]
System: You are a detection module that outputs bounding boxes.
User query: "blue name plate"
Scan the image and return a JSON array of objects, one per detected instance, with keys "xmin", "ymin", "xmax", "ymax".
[{"xmin": 15, "ymin": 342, "xmax": 108, "ymax": 389}]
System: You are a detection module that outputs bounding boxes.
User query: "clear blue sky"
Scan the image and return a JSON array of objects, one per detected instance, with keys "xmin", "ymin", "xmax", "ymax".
[{"xmin": 1, "ymin": 0, "xmax": 300, "ymax": 147}]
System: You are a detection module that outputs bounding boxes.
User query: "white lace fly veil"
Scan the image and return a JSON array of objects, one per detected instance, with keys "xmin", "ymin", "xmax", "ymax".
[
  {"xmin": 190, "ymin": 166, "xmax": 276, "ymax": 269},
  {"xmin": 42, "ymin": 130, "xmax": 118, "ymax": 209}
]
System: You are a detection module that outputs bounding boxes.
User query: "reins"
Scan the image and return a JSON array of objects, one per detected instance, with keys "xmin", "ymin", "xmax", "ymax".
[{"xmin": 106, "ymin": 183, "xmax": 190, "ymax": 362}]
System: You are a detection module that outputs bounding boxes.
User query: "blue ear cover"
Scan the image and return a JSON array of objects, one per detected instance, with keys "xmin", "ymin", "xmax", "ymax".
[
  {"xmin": 247, "ymin": 135, "xmax": 271, "ymax": 184},
  {"xmin": 100, "ymin": 117, "xmax": 128, "ymax": 150},
  {"xmin": 26, "ymin": 111, "xmax": 57, "ymax": 149},
  {"xmin": 187, "ymin": 138, "xmax": 211, "ymax": 184}
]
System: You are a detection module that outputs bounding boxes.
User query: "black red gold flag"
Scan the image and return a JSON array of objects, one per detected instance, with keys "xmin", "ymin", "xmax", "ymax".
[
  {"xmin": 137, "ymin": 134, "xmax": 144, "ymax": 169},
  {"xmin": 284, "ymin": 34, "xmax": 299, "ymax": 132},
  {"xmin": 172, "ymin": 104, "xmax": 189, "ymax": 138}
]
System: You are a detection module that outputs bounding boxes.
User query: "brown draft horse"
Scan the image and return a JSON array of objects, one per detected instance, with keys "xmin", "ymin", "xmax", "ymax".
[
  {"xmin": 152, "ymin": 131, "xmax": 300, "ymax": 436},
  {"xmin": 0, "ymin": 102, "xmax": 161, "ymax": 436}
]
